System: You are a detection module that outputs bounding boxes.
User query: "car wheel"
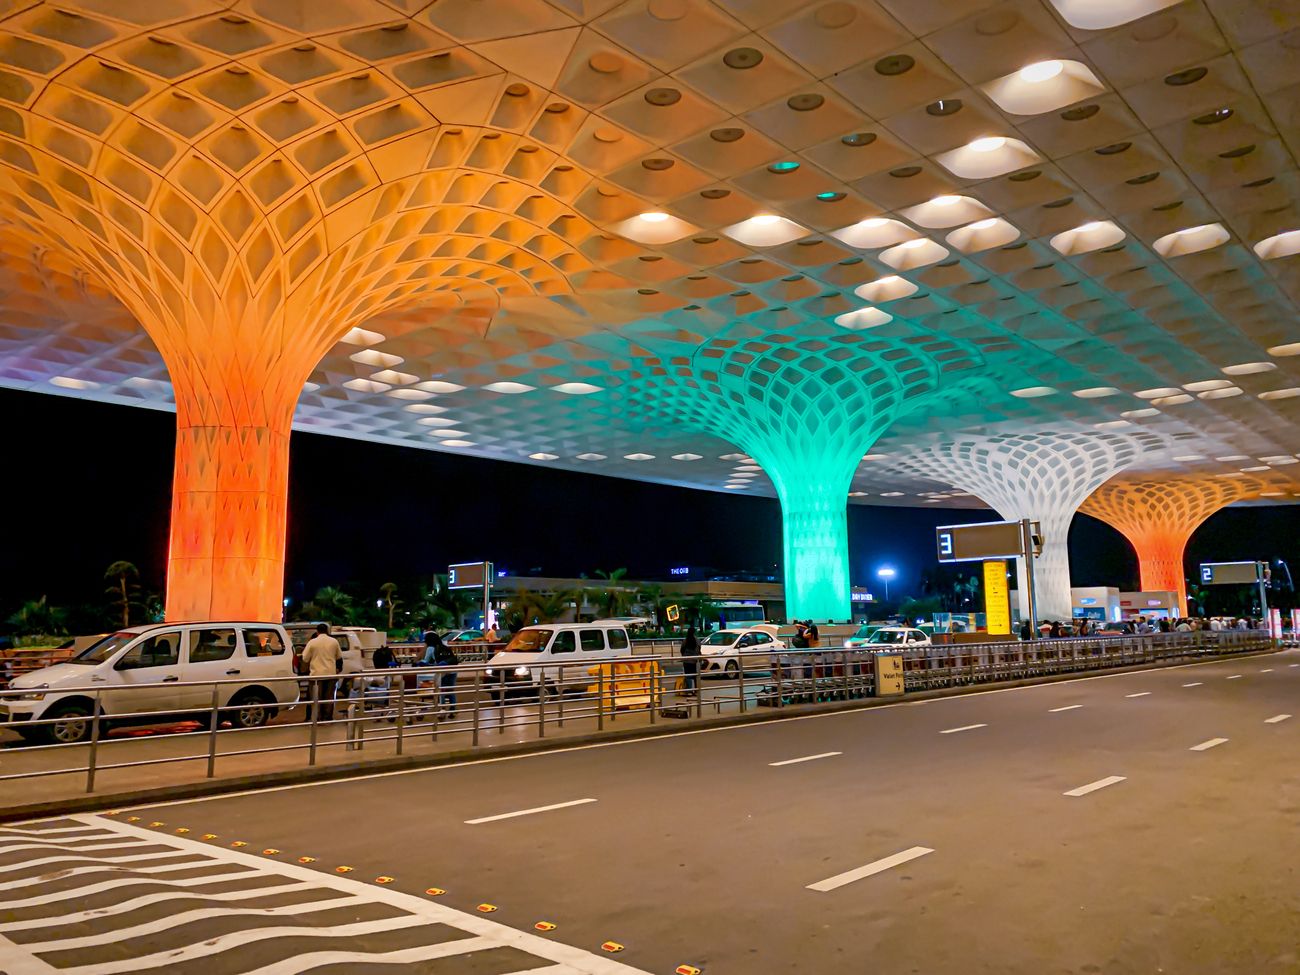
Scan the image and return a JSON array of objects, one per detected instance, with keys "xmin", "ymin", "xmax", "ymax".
[
  {"xmin": 44, "ymin": 701, "xmax": 95, "ymax": 745},
  {"xmin": 229, "ymin": 690, "xmax": 274, "ymax": 729},
  {"xmin": 725, "ymin": 659, "xmax": 740, "ymax": 678}
]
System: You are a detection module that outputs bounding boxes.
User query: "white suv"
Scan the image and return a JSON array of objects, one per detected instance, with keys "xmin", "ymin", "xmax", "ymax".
[{"xmin": 0, "ymin": 622, "xmax": 298, "ymax": 744}]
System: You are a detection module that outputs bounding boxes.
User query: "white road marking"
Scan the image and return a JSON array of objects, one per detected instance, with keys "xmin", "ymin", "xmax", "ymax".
[
  {"xmin": 1064, "ymin": 776, "xmax": 1126, "ymax": 797},
  {"xmin": 2, "ymin": 869, "xmax": 258, "ymax": 910},
  {"xmin": 1049, "ymin": 705, "xmax": 1083, "ymax": 712},
  {"xmin": 0, "ymin": 848, "xmax": 186, "ymax": 875},
  {"xmin": 1182, "ymin": 682, "xmax": 1203, "ymax": 687},
  {"xmin": 1265, "ymin": 714, "xmax": 1292, "ymax": 724},
  {"xmin": 0, "ymin": 931, "xmax": 59, "ymax": 975},
  {"xmin": 1290, "ymin": 663, "xmax": 1299, "ymax": 668},
  {"xmin": 0, "ymin": 856, "xmax": 235, "ymax": 893},
  {"xmin": 807, "ymin": 847, "xmax": 934, "ymax": 892},
  {"xmin": 464, "ymin": 798, "xmax": 597, "ymax": 825},
  {"xmin": 237, "ymin": 938, "xmax": 498, "ymax": 975},
  {"xmin": 1226, "ymin": 674, "xmax": 1242, "ymax": 680},
  {"xmin": 1190, "ymin": 738, "xmax": 1229, "ymax": 751},
  {"xmin": 939, "ymin": 723, "xmax": 987, "ymax": 734},
  {"xmin": 1125, "ymin": 692, "xmax": 1151, "ymax": 698},
  {"xmin": 769, "ymin": 751, "xmax": 842, "ymax": 767},
  {"xmin": 1259, "ymin": 668, "xmax": 1273, "ymax": 673},
  {"xmin": 82, "ymin": 648, "xmax": 1283, "ymax": 822}
]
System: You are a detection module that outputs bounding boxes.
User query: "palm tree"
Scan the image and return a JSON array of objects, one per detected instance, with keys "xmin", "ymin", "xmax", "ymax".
[
  {"xmin": 595, "ymin": 568, "xmax": 634, "ymax": 618},
  {"xmin": 6, "ymin": 596, "xmax": 68, "ymax": 636},
  {"xmin": 682, "ymin": 593, "xmax": 719, "ymax": 630},
  {"xmin": 104, "ymin": 560, "xmax": 140, "ymax": 628},
  {"xmin": 637, "ymin": 583, "xmax": 669, "ymax": 633},
  {"xmin": 310, "ymin": 586, "xmax": 355, "ymax": 624},
  {"xmin": 379, "ymin": 582, "xmax": 401, "ymax": 631}
]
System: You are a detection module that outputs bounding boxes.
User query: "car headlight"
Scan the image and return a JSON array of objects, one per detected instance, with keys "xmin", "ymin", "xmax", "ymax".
[
  {"xmin": 485, "ymin": 668, "xmax": 495, "ymax": 676},
  {"xmin": 513, "ymin": 666, "xmax": 530, "ymax": 677},
  {"xmin": 10, "ymin": 692, "xmax": 46, "ymax": 701}
]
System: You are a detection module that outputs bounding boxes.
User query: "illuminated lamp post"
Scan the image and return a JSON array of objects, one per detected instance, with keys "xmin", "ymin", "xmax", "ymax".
[{"xmin": 877, "ymin": 567, "xmax": 896, "ymax": 601}]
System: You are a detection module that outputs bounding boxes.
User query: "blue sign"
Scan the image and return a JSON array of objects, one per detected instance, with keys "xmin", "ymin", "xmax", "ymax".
[
  {"xmin": 1201, "ymin": 565, "xmax": 1213, "ymax": 583},
  {"xmin": 669, "ymin": 566, "xmax": 690, "ymax": 576},
  {"xmin": 937, "ymin": 531, "xmax": 954, "ymax": 558}
]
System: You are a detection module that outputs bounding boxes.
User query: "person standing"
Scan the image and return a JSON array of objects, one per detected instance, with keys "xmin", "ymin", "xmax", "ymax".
[
  {"xmin": 420, "ymin": 631, "xmax": 460, "ymax": 716},
  {"xmin": 679, "ymin": 623, "xmax": 700, "ymax": 694},
  {"xmin": 301, "ymin": 623, "xmax": 343, "ymax": 722}
]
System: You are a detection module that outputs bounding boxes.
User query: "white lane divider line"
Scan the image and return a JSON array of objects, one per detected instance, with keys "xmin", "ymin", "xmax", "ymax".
[
  {"xmin": 939, "ymin": 723, "xmax": 987, "ymax": 735},
  {"xmin": 769, "ymin": 751, "xmax": 842, "ymax": 767},
  {"xmin": 1290, "ymin": 663, "xmax": 1299, "ymax": 668},
  {"xmin": 1049, "ymin": 705, "xmax": 1083, "ymax": 713},
  {"xmin": 1182, "ymin": 682, "xmax": 1203, "ymax": 687},
  {"xmin": 1063, "ymin": 776, "xmax": 1126, "ymax": 798},
  {"xmin": 1264, "ymin": 714, "xmax": 1291, "ymax": 724},
  {"xmin": 1259, "ymin": 668, "xmax": 1273, "ymax": 673},
  {"xmin": 1226, "ymin": 674, "xmax": 1243, "ymax": 680},
  {"xmin": 806, "ymin": 847, "xmax": 934, "ymax": 892},
  {"xmin": 465, "ymin": 798, "xmax": 597, "ymax": 825},
  {"xmin": 1190, "ymin": 738, "xmax": 1229, "ymax": 751},
  {"xmin": 1125, "ymin": 692, "xmax": 1151, "ymax": 698}
]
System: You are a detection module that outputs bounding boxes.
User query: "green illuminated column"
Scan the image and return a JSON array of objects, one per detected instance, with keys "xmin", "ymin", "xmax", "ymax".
[{"xmin": 767, "ymin": 460, "xmax": 857, "ymax": 622}]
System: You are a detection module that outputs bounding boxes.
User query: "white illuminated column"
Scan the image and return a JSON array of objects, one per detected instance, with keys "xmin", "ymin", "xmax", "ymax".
[{"xmin": 899, "ymin": 433, "xmax": 1140, "ymax": 622}]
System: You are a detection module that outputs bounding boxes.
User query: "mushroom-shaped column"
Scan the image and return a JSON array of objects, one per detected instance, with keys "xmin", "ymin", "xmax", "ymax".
[
  {"xmin": 898, "ymin": 433, "xmax": 1139, "ymax": 621},
  {"xmin": 1080, "ymin": 478, "xmax": 1257, "ymax": 614},
  {"xmin": 631, "ymin": 326, "xmax": 982, "ymax": 622}
]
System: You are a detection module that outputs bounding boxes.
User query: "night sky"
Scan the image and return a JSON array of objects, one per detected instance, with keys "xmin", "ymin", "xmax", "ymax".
[{"xmin": 4, "ymin": 387, "xmax": 1297, "ymax": 615}]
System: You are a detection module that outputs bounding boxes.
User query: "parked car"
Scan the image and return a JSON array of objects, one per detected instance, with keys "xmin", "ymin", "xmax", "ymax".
[
  {"xmin": 0, "ymin": 622, "xmax": 298, "ymax": 744},
  {"xmin": 844, "ymin": 624, "xmax": 883, "ymax": 648},
  {"xmin": 443, "ymin": 629, "xmax": 488, "ymax": 645},
  {"xmin": 485, "ymin": 622, "xmax": 633, "ymax": 697},
  {"xmin": 699, "ymin": 625, "xmax": 784, "ymax": 677},
  {"xmin": 865, "ymin": 627, "xmax": 932, "ymax": 648}
]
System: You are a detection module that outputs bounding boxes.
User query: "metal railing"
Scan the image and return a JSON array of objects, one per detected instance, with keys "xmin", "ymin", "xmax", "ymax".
[{"xmin": 0, "ymin": 630, "xmax": 1274, "ymax": 799}]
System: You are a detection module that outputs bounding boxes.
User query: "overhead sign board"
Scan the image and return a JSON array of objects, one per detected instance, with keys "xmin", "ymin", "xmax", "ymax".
[
  {"xmin": 936, "ymin": 521, "xmax": 1028, "ymax": 563},
  {"xmin": 1198, "ymin": 561, "xmax": 1263, "ymax": 586},
  {"xmin": 448, "ymin": 561, "xmax": 493, "ymax": 590},
  {"xmin": 983, "ymin": 560, "xmax": 1012, "ymax": 636}
]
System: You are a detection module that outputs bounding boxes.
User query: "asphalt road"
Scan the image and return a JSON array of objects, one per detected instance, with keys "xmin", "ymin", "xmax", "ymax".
[{"xmin": 2, "ymin": 649, "xmax": 1296, "ymax": 974}]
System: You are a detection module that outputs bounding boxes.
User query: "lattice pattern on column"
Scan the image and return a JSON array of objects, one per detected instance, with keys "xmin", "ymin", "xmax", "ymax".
[
  {"xmin": 1080, "ymin": 477, "xmax": 1264, "ymax": 613},
  {"xmin": 629, "ymin": 321, "xmax": 986, "ymax": 621},
  {"xmin": 897, "ymin": 433, "xmax": 1144, "ymax": 622}
]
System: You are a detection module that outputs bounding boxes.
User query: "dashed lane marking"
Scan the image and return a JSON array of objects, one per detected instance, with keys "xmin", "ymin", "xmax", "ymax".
[
  {"xmin": 1125, "ymin": 692, "xmax": 1151, "ymax": 698},
  {"xmin": 1226, "ymin": 675, "xmax": 1243, "ymax": 680},
  {"xmin": 1049, "ymin": 705, "xmax": 1082, "ymax": 712},
  {"xmin": 1265, "ymin": 714, "xmax": 1292, "ymax": 724},
  {"xmin": 939, "ymin": 724, "xmax": 987, "ymax": 734},
  {"xmin": 1259, "ymin": 668, "xmax": 1273, "ymax": 673},
  {"xmin": 1190, "ymin": 738, "xmax": 1229, "ymax": 751},
  {"xmin": 465, "ymin": 798, "xmax": 598, "ymax": 825},
  {"xmin": 768, "ymin": 752, "xmax": 842, "ymax": 766},
  {"xmin": 1064, "ymin": 776, "xmax": 1126, "ymax": 798},
  {"xmin": 1183, "ymin": 682, "xmax": 1203, "ymax": 687},
  {"xmin": 0, "ymin": 816, "xmax": 651, "ymax": 975},
  {"xmin": 807, "ymin": 847, "xmax": 934, "ymax": 892}
]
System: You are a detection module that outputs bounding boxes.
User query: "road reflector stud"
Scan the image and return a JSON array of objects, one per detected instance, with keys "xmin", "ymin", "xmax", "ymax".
[
  {"xmin": 602, "ymin": 942, "xmax": 625, "ymax": 953},
  {"xmin": 425, "ymin": 887, "xmax": 446, "ymax": 896},
  {"xmin": 149, "ymin": 822, "xmax": 164, "ymax": 828},
  {"xmin": 375, "ymin": 876, "xmax": 394, "ymax": 884},
  {"xmin": 676, "ymin": 966, "xmax": 702, "ymax": 974},
  {"xmin": 262, "ymin": 849, "xmax": 280, "ymax": 855},
  {"xmin": 335, "ymin": 866, "xmax": 353, "ymax": 873},
  {"xmin": 202, "ymin": 834, "xmax": 218, "ymax": 840},
  {"xmin": 231, "ymin": 841, "xmax": 247, "ymax": 848},
  {"xmin": 175, "ymin": 828, "xmax": 189, "ymax": 834},
  {"xmin": 477, "ymin": 904, "xmax": 497, "ymax": 913},
  {"xmin": 126, "ymin": 816, "xmax": 140, "ymax": 822},
  {"xmin": 535, "ymin": 922, "xmax": 557, "ymax": 931},
  {"xmin": 298, "ymin": 856, "xmax": 316, "ymax": 864}
]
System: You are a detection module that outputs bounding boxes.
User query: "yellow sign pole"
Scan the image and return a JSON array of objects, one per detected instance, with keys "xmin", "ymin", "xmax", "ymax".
[{"xmin": 983, "ymin": 559, "xmax": 1012, "ymax": 636}]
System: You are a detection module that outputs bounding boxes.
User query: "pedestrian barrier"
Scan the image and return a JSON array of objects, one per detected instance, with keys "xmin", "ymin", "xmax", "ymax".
[{"xmin": 0, "ymin": 630, "xmax": 1277, "ymax": 808}]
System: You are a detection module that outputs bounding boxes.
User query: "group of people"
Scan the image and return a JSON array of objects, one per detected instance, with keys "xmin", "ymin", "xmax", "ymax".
[
  {"xmin": 1017, "ymin": 614, "xmax": 1259, "ymax": 641},
  {"xmin": 297, "ymin": 624, "xmax": 462, "ymax": 721}
]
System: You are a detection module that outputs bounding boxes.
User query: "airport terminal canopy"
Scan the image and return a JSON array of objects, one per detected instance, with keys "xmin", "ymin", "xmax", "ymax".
[{"xmin": 0, "ymin": 0, "xmax": 1297, "ymax": 621}]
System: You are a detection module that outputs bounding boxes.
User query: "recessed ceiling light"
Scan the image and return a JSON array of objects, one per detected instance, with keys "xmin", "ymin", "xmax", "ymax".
[
  {"xmin": 1011, "ymin": 386, "xmax": 1056, "ymax": 398},
  {"xmin": 931, "ymin": 194, "xmax": 961, "ymax": 206},
  {"xmin": 639, "ymin": 211, "xmax": 669, "ymax": 222},
  {"xmin": 1215, "ymin": 455, "xmax": 1250, "ymax": 461},
  {"xmin": 1019, "ymin": 60, "xmax": 1063, "ymax": 83},
  {"xmin": 671, "ymin": 453, "xmax": 702, "ymax": 461},
  {"xmin": 482, "ymin": 381, "xmax": 535, "ymax": 394},
  {"xmin": 1074, "ymin": 387, "xmax": 1120, "ymax": 398},
  {"xmin": 343, "ymin": 378, "xmax": 390, "ymax": 393},
  {"xmin": 441, "ymin": 440, "xmax": 476, "ymax": 448},
  {"xmin": 624, "ymin": 453, "xmax": 655, "ymax": 460},
  {"xmin": 861, "ymin": 217, "xmax": 888, "ymax": 228},
  {"xmin": 902, "ymin": 237, "xmax": 928, "ymax": 249},
  {"xmin": 1221, "ymin": 362, "xmax": 1276, "ymax": 376},
  {"xmin": 1120, "ymin": 408, "xmax": 1160, "ymax": 418},
  {"xmin": 1266, "ymin": 342, "xmax": 1300, "ymax": 357},
  {"xmin": 576, "ymin": 452, "xmax": 607, "ymax": 461},
  {"xmin": 862, "ymin": 453, "xmax": 889, "ymax": 460},
  {"xmin": 551, "ymin": 382, "xmax": 602, "ymax": 394},
  {"xmin": 969, "ymin": 136, "xmax": 1006, "ymax": 153},
  {"xmin": 529, "ymin": 453, "xmax": 558, "ymax": 461},
  {"xmin": 752, "ymin": 214, "xmax": 781, "ymax": 225},
  {"xmin": 1172, "ymin": 455, "xmax": 1204, "ymax": 462},
  {"xmin": 1259, "ymin": 387, "xmax": 1300, "ymax": 400},
  {"xmin": 50, "ymin": 376, "xmax": 98, "ymax": 390},
  {"xmin": 417, "ymin": 380, "xmax": 465, "ymax": 393},
  {"xmin": 350, "ymin": 349, "xmax": 402, "ymax": 368},
  {"xmin": 968, "ymin": 218, "xmax": 999, "ymax": 230},
  {"xmin": 340, "ymin": 327, "xmax": 384, "ymax": 346}
]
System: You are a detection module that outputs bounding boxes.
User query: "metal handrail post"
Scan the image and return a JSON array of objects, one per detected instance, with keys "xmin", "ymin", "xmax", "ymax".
[
  {"xmin": 776, "ymin": 654, "xmax": 784, "ymax": 706},
  {"xmin": 472, "ymin": 669, "xmax": 481, "ymax": 746},
  {"xmin": 85, "ymin": 688, "xmax": 102, "ymax": 794},
  {"xmin": 308, "ymin": 679, "xmax": 320, "ymax": 767},
  {"xmin": 558, "ymin": 664, "xmax": 565, "ymax": 728},
  {"xmin": 206, "ymin": 682, "xmax": 219, "ymax": 778},
  {"xmin": 396, "ymin": 680, "xmax": 405, "ymax": 756},
  {"xmin": 649, "ymin": 663, "xmax": 657, "ymax": 725},
  {"xmin": 597, "ymin": 667, "xmax": 605, "ymax": 731},
  {"xmin": 538, "ymin": 679, "xmax": 546, "ymax": 739},
  {"xmin": 738, "ymin": 652, "xmax": 747, "ymax": 713}
]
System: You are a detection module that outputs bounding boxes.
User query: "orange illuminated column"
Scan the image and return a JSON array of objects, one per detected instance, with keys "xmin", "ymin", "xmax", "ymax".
[{"xmin": 1080, "ymin": 478, "xmax": 1258, "ymax": 614}]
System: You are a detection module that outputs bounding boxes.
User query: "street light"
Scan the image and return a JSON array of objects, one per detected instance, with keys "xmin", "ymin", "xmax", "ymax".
[{"xmin": 877, "ymin": 566, "xmax": 896, "ymax": 601}]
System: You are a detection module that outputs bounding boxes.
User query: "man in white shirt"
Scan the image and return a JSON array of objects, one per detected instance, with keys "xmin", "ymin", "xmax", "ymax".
[{"xmin": 301, "ymin": 624, "xmax": 342, "ymax": 721}]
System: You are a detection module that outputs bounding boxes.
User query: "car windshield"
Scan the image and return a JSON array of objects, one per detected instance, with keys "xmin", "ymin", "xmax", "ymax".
[
  {"xmin": 868, "ymin": 630, "xmax": 907, "ymax": 644},
  {"xmin": 704, "ymin": 631, "xmax": 740, "ymax": 646},
  {"xmin": 504, "ymin": 629, "xmax": 552, "ymax": 653},
  {"xmin": 450, "ymin": 631, "xmax": 481, "ymax": 642},
  {"xmin": 853, "ymin": 625, "xmax": 875, "ymax": 638},
  {"xmin": 69, "ymin": 631, "xmax": 138, "ymax": 665}
]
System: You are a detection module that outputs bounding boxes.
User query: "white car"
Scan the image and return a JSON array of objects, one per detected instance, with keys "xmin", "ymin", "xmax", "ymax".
[
  {"xmin": 486, "ymin": 622, "xmax": 633, "ymax": 696},
  {"xmin": 864, "ymin": 626, "xmax": 932, "ymax": 648},
  {"xmin": 0, "ymin": 622, "xmax": 299, "ymax": 744},
  {"xmin": 698, "ymin": 625, "xmax": 785, "ymax": 677}
]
